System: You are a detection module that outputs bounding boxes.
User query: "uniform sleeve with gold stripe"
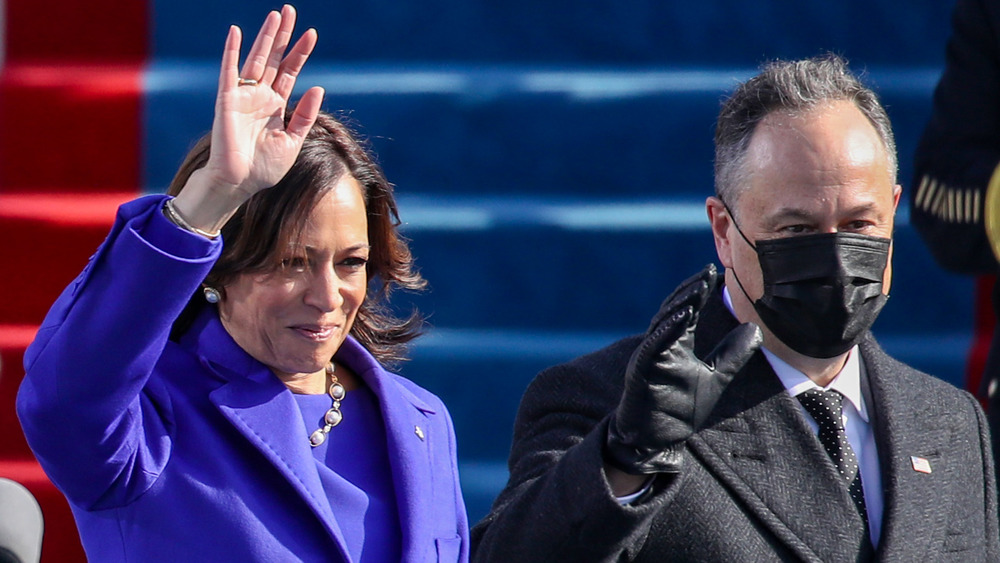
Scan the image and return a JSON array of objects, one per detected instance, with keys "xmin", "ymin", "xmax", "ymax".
[{"xmin": 912, "ymin": 0, "xmax": 1000, "ymax": 275}]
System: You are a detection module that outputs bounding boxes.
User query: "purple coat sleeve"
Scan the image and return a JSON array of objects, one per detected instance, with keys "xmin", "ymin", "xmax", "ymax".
[{"xmin": 16, "ymin": 194, "xmax": 221, "ymax": 509}]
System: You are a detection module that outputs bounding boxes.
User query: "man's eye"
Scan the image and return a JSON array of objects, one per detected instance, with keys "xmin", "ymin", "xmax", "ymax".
[{"xmin": 781, "ymin": 224, "xmax": 809, "ymax": 234}]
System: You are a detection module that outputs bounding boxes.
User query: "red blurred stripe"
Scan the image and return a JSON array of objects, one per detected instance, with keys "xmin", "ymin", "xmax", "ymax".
[
  {"xmin": 5, "ymin": 0, "xmax": 147, "ymax": 64},
  {"xmin": 0, "ymin": 2, "xmax": 147, "ymax": 560}
]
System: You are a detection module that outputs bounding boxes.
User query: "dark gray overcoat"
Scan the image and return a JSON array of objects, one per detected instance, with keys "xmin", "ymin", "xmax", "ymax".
[{"xmin": 472, "ymin": 288, "xmax": 999, "ymax": 562}]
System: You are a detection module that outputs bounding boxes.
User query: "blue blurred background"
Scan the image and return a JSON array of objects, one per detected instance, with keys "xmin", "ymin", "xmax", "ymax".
[{"xmin": 143, "ymin": 1, "xmax": 971, "ymax": 522}]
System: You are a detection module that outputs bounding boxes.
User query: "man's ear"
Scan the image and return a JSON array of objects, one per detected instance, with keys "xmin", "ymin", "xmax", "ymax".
[
  {"xmin": 883, "ymin": 184, "xmax": 903, "ymax": 294},
  {"xmin": 706, "ymin": 196, "xmax": 734, "ymax": 268}
]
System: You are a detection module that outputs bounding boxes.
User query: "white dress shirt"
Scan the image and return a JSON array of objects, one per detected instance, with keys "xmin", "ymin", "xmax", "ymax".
[{"xmin": 723, "ymin": 287, "xmax": 883, "ymax": 545}]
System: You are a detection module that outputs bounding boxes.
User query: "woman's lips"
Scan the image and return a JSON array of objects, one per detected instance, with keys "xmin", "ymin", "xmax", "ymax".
[{"xmin": 291, "ymin": 325, "xmax": 335, "ymax": 341}]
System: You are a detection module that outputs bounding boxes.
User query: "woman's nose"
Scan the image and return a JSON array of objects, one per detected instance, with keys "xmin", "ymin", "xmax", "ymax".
[{"xmin": 304, "ymin": 267, "xmax": 344, "ymax": 312}]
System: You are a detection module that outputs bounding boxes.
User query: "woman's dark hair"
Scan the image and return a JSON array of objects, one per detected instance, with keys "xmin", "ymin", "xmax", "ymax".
[{"xmin": 168, "ymin": 108, "xmax": 426, "ymax": 365}]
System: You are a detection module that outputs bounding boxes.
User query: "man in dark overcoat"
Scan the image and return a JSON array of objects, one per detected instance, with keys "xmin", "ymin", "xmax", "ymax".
[{"xmin": 471, "ymin": 55, "xmax": 1000, "ymax": 562}]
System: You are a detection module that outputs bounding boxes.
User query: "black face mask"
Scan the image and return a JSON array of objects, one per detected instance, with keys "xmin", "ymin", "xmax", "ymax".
[{"xmin": 729, "ymin": 218, "xmax": 891, "ymax": 359}]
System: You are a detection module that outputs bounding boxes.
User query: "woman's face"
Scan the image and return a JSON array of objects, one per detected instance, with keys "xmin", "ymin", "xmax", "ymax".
[{"xmin": 218, "ymin": 175, "xmax": 369, "ymax": 384}]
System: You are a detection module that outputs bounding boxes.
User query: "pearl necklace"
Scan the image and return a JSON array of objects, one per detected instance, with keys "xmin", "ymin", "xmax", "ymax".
[{"xmin": 308, "ymin": 363, "xmax": 347, "ymax": 447}]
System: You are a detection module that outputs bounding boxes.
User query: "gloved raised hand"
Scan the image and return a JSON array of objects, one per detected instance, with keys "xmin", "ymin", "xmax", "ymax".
[{"xmin": 606, "ymin": 264, "xmax": 763, "ymax": 475}]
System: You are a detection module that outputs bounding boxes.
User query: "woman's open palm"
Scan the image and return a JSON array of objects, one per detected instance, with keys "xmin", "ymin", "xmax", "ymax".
[{"xmin": 206, "ymin": 4, "xmax": 324, "ymax": 196}]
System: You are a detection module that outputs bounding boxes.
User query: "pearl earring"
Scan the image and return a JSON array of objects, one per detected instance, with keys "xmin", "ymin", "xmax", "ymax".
[{"xmin": 203, "ymin": 287, "xmax": 221, "ymax": 304}]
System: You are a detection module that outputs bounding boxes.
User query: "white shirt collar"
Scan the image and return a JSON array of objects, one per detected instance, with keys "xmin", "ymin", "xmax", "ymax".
[{"xmin": 721, "ymin": 286, "xmax": 869, "ymax": 422}]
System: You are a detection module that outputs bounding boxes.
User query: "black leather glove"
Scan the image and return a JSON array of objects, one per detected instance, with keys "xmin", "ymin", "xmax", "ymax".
[{"xmin": 606, "ymin": 264, "xmax": 763, "ymax": 475}]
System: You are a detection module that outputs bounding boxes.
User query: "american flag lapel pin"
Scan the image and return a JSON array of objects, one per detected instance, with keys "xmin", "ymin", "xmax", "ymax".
[{"xmin": 910, "ymin": 456, "xmax": 932, "ymax": 474}]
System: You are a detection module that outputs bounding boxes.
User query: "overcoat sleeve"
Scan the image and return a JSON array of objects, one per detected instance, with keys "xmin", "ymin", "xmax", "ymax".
[
  {"xmin": 16, "ymin": 195, "xmax": 220, "ymax": 510},
  {"xmin": 912, "ymin": 0, "xmax": 1000, "ymax": 274},
  {"xmin": 471, "ymin": 336, "xmax": 677, "ymax": 562}
]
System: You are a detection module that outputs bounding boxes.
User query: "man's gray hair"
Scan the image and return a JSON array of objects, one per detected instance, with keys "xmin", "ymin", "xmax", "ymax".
[{"xmin": 714, "ymin": 54, "xmax": 897, "ymax": 210}]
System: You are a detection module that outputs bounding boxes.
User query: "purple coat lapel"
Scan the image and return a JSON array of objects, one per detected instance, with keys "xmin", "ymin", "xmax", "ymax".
[
  {"xmin": 191, "ymin": 310, "xmax": 441, "ymax": 562},
  {"xmin": 192, "ymin": 311, "xmax": 351, "ymax": 560},
  {"xmin": 336, "ymin": 337, "xmax": 438, "ymax": 562}
]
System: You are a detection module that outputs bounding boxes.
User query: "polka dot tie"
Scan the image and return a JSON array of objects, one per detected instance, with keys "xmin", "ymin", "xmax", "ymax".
[{"xmin": 797, "ymin": 388, "xmax": 869, "ymax": 526}]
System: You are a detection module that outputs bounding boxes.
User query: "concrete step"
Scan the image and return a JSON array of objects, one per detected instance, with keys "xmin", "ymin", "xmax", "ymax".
[
  {"xmin": 151, "ymin": 0, "xmax": 952, "ymax": 67},
  {"xmin": 0, "ymin": 192, "xmax": 132, "ymax": 326},
  {"xmin": 0, "ymin": 64, "xmax": 144, "ymax": 192},
  {"xmin": 390, "ymin": 199, "xmax": 975, "ymax": 335},
  {"xmin": 5, "ymin": 0, "xmax": 145, "ymax": 63},
  {"xmin": 0, "ymin": 325, "xmax": 35, "ymax": 458},
  {"xmin": 142, "ymin": 62, "xmax": 941, "ymax": 198}
]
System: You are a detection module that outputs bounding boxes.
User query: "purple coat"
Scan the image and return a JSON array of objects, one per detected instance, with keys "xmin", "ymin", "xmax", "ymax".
[{"xmin": 17, "ymin": 195, "xmax": 469, "ymax": 562}]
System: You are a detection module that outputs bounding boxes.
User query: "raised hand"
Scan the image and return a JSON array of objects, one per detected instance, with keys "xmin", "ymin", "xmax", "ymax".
[
  {"xmin": 172, "ymin": 4, "xmax": 325, "ymax": 234},
  {"xmin": 605, "ymin": 264, "xmax": 763, "ymax": 475}
]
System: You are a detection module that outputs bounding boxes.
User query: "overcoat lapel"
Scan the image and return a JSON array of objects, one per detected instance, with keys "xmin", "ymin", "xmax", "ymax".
[
  {"xmin": 340, "ymin": 338, "xmax": 437, "ymax": 562},
  {"xmin": 210, "ymin": 375, "xmax": 351, "ymax": 557},
  {"xmin": 861, "ymin": 336, "xmax": 954, "ymax": 559},
  {"xmin": 189, "ymin": 311, "xmax": 351, "ymax": 560},
  {"xmin": 687, "ymin": 292, "xmax": 872, "ymax": 561},
  {"xmin": 186, "ymin": 312, "xmax": 445, "ymax": 560}
]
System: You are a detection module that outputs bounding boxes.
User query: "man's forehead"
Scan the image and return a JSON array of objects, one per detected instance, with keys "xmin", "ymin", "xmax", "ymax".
[
  {"xmin": 754, "ymin": 102, "xmax": 881, "ymax": 147},
  {"xmin": 745, "ymin": 104, "xmax": 891, "ymax": 175},
  {"xmin": 762, "ymin": 198, "xmax": 886, "ymax": 219}
]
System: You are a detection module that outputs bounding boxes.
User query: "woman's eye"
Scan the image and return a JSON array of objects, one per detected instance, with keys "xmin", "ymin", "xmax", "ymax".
[
  {"xmin": 281, "ymin": 257, "xmax": 308, "ymax": 270},
  {"xmin": 340, "ymin": 257, "xmax": 369, "ymax": 269}
]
